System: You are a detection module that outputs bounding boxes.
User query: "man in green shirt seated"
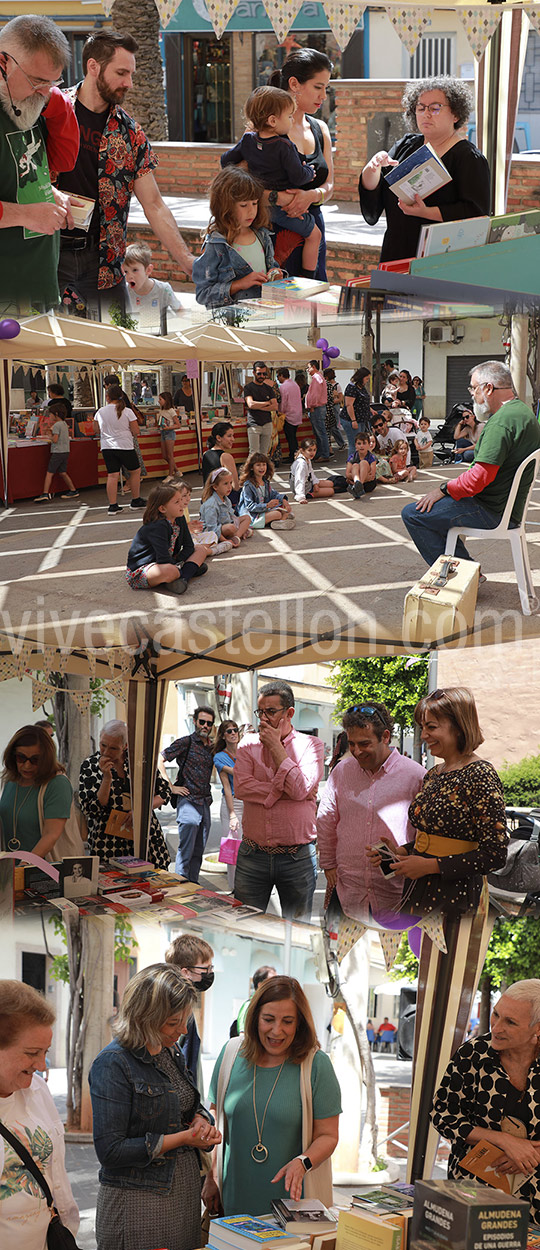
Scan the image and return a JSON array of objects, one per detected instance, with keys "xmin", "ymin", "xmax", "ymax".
[{"xmin": 402, "ymin": 359, "xmax": 540, "ymax": 570}]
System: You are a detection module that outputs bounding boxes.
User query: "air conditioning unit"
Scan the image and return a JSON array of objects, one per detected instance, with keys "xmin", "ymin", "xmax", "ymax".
[{"xmin": 428, "ymin": 324, "xmax": 452, "ymax": 344}]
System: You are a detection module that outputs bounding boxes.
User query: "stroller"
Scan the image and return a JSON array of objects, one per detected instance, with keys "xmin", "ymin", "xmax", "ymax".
[{"xmin": 432, "ymin": 401, "xmax": 471, "ymax": 463}]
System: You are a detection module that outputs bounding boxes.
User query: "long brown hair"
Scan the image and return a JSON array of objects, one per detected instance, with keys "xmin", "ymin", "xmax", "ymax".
[
  {"xmin": 207, "ymin": 167, "xmax": 269, "ymax": 245},
  {"xmin": 201, "ymin": 467, "xmax": 231, "ymax": 501},
  {"xmin": 107, "ymin": 383, "xmax": 127, "ymax": 419},
  {"xmin": 2, "ymin": 725, "xmax": 62, "ymax": 786},
  {"xmin": 239, "ymin": 452, "xmax": 274, "ymax": 486},
  {"xmin": 242, "ymin": 975, "xmax": 318, "ymax": 1065},
  {"xmin": 143, "ymin": 481, "xmax": 186, "ymax": 525},
  {"xmin": 414, "ymin": 687, "xmax": 484, "ymax": 754}
]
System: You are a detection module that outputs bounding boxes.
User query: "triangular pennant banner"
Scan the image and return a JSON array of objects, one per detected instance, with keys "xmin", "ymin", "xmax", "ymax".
[
  {"xmin": 32, "ymin": 679, "xmax": 55, "ymax": 713},
  {"xmin": 204, "ymin": 0, "xmax": 239, "ymax": 39},
  {"xmin": 154, "ymin": 0, "xmax": 181, "ymax": 25},
  {"xmin": 119, "ymin": 651, "xmax": 134, "ymax": 680},
  {"xmin": 14, "ymin": 639, "xmax": 34, "ymax": 679},
  {"xmin": 420, "ymin": 913, "xmax": 447, "ymax": 954},
  {"xmin": 106, "ymin": 678, "xmax": 128, "ymax": 703},
  {"xmin": 322, "ymin": 0, "xmax": 366, "ymax": 50},
  {"xmin": 56, "ymin": 652, "xmax": 70, "ymax": 673},
  {"xmin": 385, "ymin": 5, "xmax": 433, "ymax": 55},
  {"xmin": 41, "ymin": 645, "xmax": 59, "ymax": 671},
  {"xmin": 0, "ymin": 658, "xmax": 17, "ymax": 682},
  {"xmin": 69, "ymin": 689, "xmax": 93, "ymax": 715},
  {"xmin": 99, "ymin": 0, "xmax": 115, "ymax": 13},
  {"xmin": 380, "ymin": 929, "xmax": 405, "ymax": 972},
  {"xmin": 524, "ymin": 6, "xmax": 540, "ymax": 38},
  {"xmin": 335, "ymin": 914, "xmax": 367, "ymax": 962},
  {"xmin": 86, "ymin": 651, "xmax": 97, "ymax": 677},
  {"xmin": 458, "ymin": 6, "xmax": 504, "ymax": 59},
  {"xmin": 263, "ymin": 0, "xmax": 304, "ymax": 42}
]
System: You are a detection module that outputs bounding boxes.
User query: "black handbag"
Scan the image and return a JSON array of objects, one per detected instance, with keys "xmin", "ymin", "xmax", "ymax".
[{"xmin": 0, "ymin": 1120, "xmax": 81, "ymax": 1250}]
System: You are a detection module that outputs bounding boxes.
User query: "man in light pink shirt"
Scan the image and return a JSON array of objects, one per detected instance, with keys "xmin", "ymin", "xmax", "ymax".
[
  {"xmin": 234, "ymin": 678, "xmax": 324, "ymax": 920},
  {"xmin": 305, "ymin": 359, "xmax": 330, "ymax": 461},
  {"xmin": 317, "ymin": 702, "xmax": 425, "ymax": 926},
  {"xmin": 277, "ymin": 367, "xmax": 303, "ymax": 461}
]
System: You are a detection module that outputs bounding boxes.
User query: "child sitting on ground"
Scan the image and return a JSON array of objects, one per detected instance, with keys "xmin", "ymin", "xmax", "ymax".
[
  {"xmin": 389, "ymin": 438, "xmax": 417, "ymax": 482},
  {"xmin": 200, "ymin": 468, "xmax": 252, "ymax": 545},
  {"xmin": 222, "ymin": 86, "xmax": 321, "ymax": 279},
  {"xmin": 34, "ymin": 400, "xmax": 79, "ymax": 503},
  {"xmin": 346, "ymin": 432, "xmax": 377, "ymax": 500},
  {"xmin": 126, "ymin": 483, "xmax": 212, "ymax": 596},
  {"xmin": 124, "ymin": 242, "xmax": 183, "ymax": 330},
  {"xmin": 181, "ymin": 479, "xmax": 234, "ymax": 555},
  {"xmin": 290, "ymin": 438, "xmax": 335, "ymax": 504},
  {"xmin": 369, "ymin": 433, "xmax": 394, "ymax": 483},
  {"xmin": 193, "ymin": 167, "xmax": 275, "ymax": 309},
  {"xmin": 238, "ymin": 452, "xmax": 295, "ymax": 529},
  {"xmin": 414, "ymin": 416, "xmax": 433, "ymax": 468}
]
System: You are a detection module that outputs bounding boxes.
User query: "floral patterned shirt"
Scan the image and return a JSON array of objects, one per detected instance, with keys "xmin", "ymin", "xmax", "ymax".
[{"xmin": 66, "ymin": 86, "xmax": 158, "ymax": 290}]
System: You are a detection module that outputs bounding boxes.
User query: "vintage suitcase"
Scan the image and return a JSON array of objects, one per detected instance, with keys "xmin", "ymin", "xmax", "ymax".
[{"xmin": 403, "ymin": 555, "xmax": 480, "ymax": 646}]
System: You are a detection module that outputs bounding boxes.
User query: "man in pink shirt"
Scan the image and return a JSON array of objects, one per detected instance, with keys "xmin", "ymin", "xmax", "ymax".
[
  {"xmin": 317, "ymin": 702, "xmax": 425, "ymax": 926},
  {"xmin": 233, "ymin": 679, "xmax": 324, "ymax": 920},
  {"xmin": 305, "ymin": 359, "xmax": 330, "ymax": 461},
  {"xmin": 277, "ymin": 367, "xmax": 303, "ymax": 462}
]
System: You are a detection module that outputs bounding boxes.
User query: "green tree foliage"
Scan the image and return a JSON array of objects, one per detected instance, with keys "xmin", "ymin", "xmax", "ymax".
[
  {"xmin": 481, "ymin": 917, "xmax": 540, "ymax": 990},
  {"xmin": 387, "ymin": 933, "xmax": 419, "ymax": 982},
  {"xmin": 48, "ymin": 914, "xmax": 138, "ymax": 983},
  {"xmin": 499, "ymin": 755, "xmax": 540, "ymax": 807},
  {"xmin": 328, "ymin": 656, "xmax": 429, "ymax": 728}
]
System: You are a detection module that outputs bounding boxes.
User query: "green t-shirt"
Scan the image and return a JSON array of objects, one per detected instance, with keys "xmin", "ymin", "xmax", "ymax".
[
  {"xmin": 473, "ymin": 398, "xmax": 540, "ymax": 524},
  {"xmin": 0, "ymin": 775, "xmax": 73, "ymax": 851},
  {"xmin": 0, "ymin": 105, "xmax": 60, "ymax": 311},
  {"xmin": 209, "ymin": 1046, "xmax": 341, "ymax": 1216}
]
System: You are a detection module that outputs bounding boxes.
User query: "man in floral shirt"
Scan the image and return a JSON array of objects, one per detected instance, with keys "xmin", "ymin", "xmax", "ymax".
[{"xmin": 56, "ymin": 30, "xmax": 193, "ymax": 319}]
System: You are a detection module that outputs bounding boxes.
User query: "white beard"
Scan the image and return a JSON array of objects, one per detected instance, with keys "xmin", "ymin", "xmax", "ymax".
[
  {"xmin": 473, "ymin": 399, "xmax": 491, "ymax": 421},
  {"xmin": 0, "ymin": 77, "xmax": 46, "ymax": 129}
]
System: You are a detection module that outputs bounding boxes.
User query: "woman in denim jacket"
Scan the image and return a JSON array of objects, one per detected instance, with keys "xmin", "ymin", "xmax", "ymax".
[{"xmin": 89, "ymin": 964, "xmax": 220, "ymax": 1250}]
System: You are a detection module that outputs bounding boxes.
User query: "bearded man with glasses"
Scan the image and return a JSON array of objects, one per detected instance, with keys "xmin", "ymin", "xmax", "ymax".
[
  {"xmin": 0, "ymin": 14, "xmax": 79, "ymax": 311},
  {"xmin": 317, "ymin": 701, "xmax": 425, "ymax": 926},
  {"xmin": 161, "ymin": 706, "xmax": 215, "ymax": 882},
  {"xmin": 233, "ymin": 679, "xmax": 324, "ymax": 920}
]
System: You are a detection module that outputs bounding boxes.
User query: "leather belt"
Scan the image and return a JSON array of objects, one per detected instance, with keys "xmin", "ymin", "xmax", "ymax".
[
  {"xmin": 415, "ymin": 831, "xmax": 479, "ymax": 856},
  {"xmin": 60, "ymin": 235, "xmax": 97, "ymax": 251},
  {"xmin": 243, "ymin": 837, "xmax": 302, "ymax": 856}
]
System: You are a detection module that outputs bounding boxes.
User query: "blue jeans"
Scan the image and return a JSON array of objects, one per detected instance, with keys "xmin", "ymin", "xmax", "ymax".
[
  {"xmin": 234, "ymin": 841, "xmax": 317, "ymax": 921},
  {"xmin": 340, "ymin": 415, "xmax": 358, "ymax": 458},
  {"xmin": 401, "ymin": 495, "xmax": 504, "ymax": 565},
  {"xmin": 175, "ymin": 797, "xmax": 211, "ymax": 881},
  {"xmin": 308, "ymin": 405, "xmax": 330, "ymax": 459}
]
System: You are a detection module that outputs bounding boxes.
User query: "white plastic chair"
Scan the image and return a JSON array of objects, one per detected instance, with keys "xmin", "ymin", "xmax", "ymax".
[{"xmin": 444, "ymin": 447, "xmax": 540, "ymax": 615}]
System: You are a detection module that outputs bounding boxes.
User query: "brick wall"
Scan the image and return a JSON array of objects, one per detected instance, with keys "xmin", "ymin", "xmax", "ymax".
[{"xmin": 378, "ymin": 1086, "xmax": 411, "ymax": 1159}]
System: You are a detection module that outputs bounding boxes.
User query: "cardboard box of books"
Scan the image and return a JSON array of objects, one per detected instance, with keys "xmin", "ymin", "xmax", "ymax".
[{"xmin": 410, "ymin": 1180, "xmax": 529, "ymax": 1250}]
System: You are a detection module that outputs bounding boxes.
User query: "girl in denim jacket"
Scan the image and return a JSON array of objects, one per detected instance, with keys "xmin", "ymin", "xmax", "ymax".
[
  {"xmin": 199, "ymin": 468, "xmax": 252, "ymax": 546},
  {"xmin": 238, "ymin": 452, "xmax": 295, "ymax": 529},
  {"xmin": 193, "ymin": 168, "xmax": 276, "ymax": 309}
]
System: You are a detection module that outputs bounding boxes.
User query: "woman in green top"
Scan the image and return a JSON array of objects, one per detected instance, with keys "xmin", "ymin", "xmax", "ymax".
[
  {"xmin": 0, "ymin": 725, "xmax": 73, "ymax": 857},
  {"xmin": 203, "ymin": 975, "xmax": 341, "ymax": 1217}
]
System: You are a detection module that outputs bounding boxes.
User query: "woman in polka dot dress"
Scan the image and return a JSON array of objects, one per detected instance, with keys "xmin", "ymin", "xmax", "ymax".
[
  {"xmin": 432, "ymin": 979, "xmax": 540, "ymax": 1222},
  {"xmin": 369, "ymin": 687, "xmax": 508, "ymax": 919}
]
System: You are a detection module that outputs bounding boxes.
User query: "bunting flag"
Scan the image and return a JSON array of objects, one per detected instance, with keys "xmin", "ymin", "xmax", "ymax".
[
  {"xmin": 419, "ymin": 912, "xmax": 447, "ymax": 953},
  {"xmin": 0, "ymin": 658, "xmax": 17, "ymax": 682},
  {"xmin": 41, "ymin": 645, "xmax": 60, "ymax": 672},
  {"xmin": 385, "ymin": 6, "xmax": 433, "ymax": 55},
  {"xmin": 263, "ymin": 0, "xmax": 304, "ymax": 42},
  {"xmin": 154, "ymin": 0, "xmax": 181, "ymax": 26},
  {"xmin": 525, "ymin": 7, "xmax": 540, "ymax": 39},
  {"xmin": 55, "ymin": 652, "xmax": 70, "ymax": 674},
  {"xmin": 106, "ymin": 678, "xmax": 128, "ymax": 704},
  {"xmin": 86, "ymin": 651, "xmax": 97, "ymax": 677},
  {"xmin": 322, "ymin": 1, "xmax": 365, "ymax": 50},
  {"xmin": 204, "ymin": 0, "xmax": 240, "ymax": 39},
  {"xmin": 118, "ymin": 650, "xmax": 135, "ymax": 681},
  {"xmin": 13, "ymin": 639, "xmax": 34, "ymax": 679},
  {"xmin": 458, "ymin": 7, "xmax": 504, "ymax": 60},
  {"xmin": 336, "ymin": 914, "xmax": 367, "ymax": 962},
  {"xmin": 476, "ymin": 6, "xmax": 530, "ymax": 216},
  {"xmin": 380, "ymin": 929, "xmax": 404, "ymax": 972},
  {"xmin": 69, "ymin": 689, "xmax": 93, "ymax": 715},
  {"xmin": 99, "ymin": 0, "xmax": 115, "ymax": 14},
  {"xmin": 32, "ymin": 678, "xmax": 55, "ymax": 712},
  {"xmin": 104, "ymin": 648, "xmax": 119, "ymax": 678}
]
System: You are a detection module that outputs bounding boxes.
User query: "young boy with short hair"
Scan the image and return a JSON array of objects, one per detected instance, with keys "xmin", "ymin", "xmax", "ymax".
[
  {"xmin": 124, "ymin": 241, "xmax": 183, "ymax": 329},
  {"xmin": 346, "ymin": 432, "xmax": 377, "ymax": 499},
  {"xmin": 34, "ymin": 401, "xmax": 79, "ymax": 503},
  {"xmin": 165, "ymin": 934, "xmax": 215, "ymax": 1086},
  {"xmin": 415, "ymin": 416, "xmax": 434, "ymax": 468}
]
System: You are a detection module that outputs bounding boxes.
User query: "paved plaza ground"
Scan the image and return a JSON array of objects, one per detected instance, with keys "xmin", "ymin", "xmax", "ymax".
[{"xmin": 2, "ymin": 448, "xmax": 540, "ymax": 658}]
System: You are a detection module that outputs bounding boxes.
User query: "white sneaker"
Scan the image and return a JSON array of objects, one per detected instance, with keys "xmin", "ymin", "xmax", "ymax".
[
  {"xmin": 271, "ymin": 518, "xmax": 296, "ymax": 530},
  {"xmin": 212, "ymin": 540, "xmax": 234, "ymax": 554}
]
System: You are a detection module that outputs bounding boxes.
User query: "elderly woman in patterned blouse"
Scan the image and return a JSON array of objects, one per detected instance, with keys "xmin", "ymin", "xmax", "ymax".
[
  {"xmin": 78, "ymin": 719, "xmax": 171, "ymax": 868},
  {"xmin": 367, "ymin": 687, "xmax": 508, "ymax": 918},
  {"xmin": 432, "ymin": 979, "xmax": 540, "ymax": 1223}
]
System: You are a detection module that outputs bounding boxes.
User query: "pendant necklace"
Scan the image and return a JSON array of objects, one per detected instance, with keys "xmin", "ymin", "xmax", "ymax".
[
  {"xmin": 251, "ymin": 1061, "xmax": 286, "ymax": 1163},
  {"xmin": 9, "ymin": 782, "xmax": 34, "ymax": 851}
]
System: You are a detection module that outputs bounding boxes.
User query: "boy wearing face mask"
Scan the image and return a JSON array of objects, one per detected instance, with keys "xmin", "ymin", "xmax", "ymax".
[{"xmin": 165, "ymin": 934, "xmax": 215, "ymax": 1090}]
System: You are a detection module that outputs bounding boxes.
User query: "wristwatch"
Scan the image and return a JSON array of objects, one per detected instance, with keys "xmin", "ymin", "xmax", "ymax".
[
  {"xmin": 268, "ymin": 190, "xmax": 279, "ymax": 206},
  {"xmin": 439, "ymin": 483, "xmax": 449, "ymax": 496},
  {"xmin": 298, "ymin": 1155, "xmax": 313, "ymax": 1171}
]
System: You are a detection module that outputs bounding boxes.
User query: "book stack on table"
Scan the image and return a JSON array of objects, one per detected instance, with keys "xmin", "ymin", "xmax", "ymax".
[
  {"xmin": 207, "ymin": 1215, "xmax": 311, "ymax": 1250},
  {"xmin": 337, "ymin": 1184, "xmax": 414, "ymax": 1250}
]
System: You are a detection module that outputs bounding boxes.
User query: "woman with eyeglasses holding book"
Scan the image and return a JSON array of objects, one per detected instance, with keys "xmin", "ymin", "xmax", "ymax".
[
  {"xmin": 0, "ymin": 725, "xmax": 72, "ymax": 858},
  {"xmin": 202, "ymin": 975, "xmax": 341, "ymax": 1217},
  {"xmin": 359, "ymin": 77, "xmax": 490, "ymax": 263},
  {"xmin": 368, "ymin": 688, "xmax": 508, "ymax": 919}
]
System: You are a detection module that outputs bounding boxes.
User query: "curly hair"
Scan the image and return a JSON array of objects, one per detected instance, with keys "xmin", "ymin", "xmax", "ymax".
[
  {"xmin": 239, "ymin": 452, "xmax": 274, "ymax": 486},
  {"xmin": 402, "ymin": 77, "xmax": 473, "ymax": 132}
]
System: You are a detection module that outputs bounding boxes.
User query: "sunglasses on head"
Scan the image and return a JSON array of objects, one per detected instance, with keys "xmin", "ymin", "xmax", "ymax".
[{"xmin": 347, "ymin": 704, "xmax": 386, "ymax": 726}]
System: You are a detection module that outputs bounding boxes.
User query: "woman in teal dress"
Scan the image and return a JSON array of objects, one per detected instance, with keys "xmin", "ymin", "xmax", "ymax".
[
  {"xmin": 203, "ymin": 975, "xmax": 341, "ymax": 1216},
  {"xmin": 0, "ymin": 725, "xmax": 72, "ymax": 857}
]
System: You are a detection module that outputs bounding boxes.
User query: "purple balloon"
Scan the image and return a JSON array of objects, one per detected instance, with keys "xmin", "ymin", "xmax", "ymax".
[
  {"xmin": 0, "ymin": 318, "xmax": 20, "ymax": 339},
  {"xmin": 409, "ymin": 925, "xmax": 423, "ymax": 958},
  {"xmin": 327, "ymin": 346, "xmax": 340, "ymax": 359},
  {"xmin": 316, "ymin": 337, "xmax": 329, "ymax": 351},
  {"xmin": 322, "ymin": 353, "xmax": 330, "ymax": 369}
]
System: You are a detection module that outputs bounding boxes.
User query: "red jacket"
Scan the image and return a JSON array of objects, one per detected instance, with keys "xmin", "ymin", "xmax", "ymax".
[{"xmin": 41, "ymin": 87, "xmax": 80, "ymax": 180}]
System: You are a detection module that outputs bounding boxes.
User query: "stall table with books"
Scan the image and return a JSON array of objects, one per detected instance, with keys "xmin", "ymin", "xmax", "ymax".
[{"xmin": 3, "ymin": 436, "xmax": 99, "ymax": 504}]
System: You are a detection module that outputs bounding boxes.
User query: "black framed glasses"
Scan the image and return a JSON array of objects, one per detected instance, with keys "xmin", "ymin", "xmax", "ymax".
[
  {"xmin": 16, "ymin": 751, "xmax": 40, "ymax": 765},
  {"xmin": 254, "ymin": 706, "xmax": 284, "ymax": 720},
  {"xmin": 196, "ymin": 718, "xmax": 214, "ymax": 728}
]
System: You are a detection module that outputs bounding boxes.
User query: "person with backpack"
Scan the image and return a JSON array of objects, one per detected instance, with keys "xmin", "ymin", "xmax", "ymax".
[{"xmin": 161, "ymin": 707, "xmax": 215, "ymax": 882}]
